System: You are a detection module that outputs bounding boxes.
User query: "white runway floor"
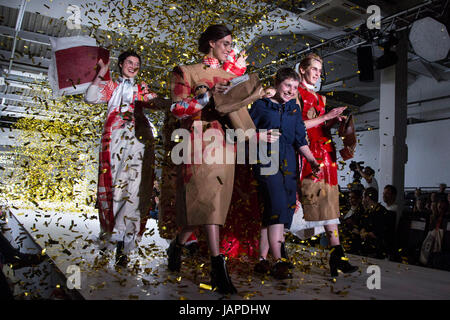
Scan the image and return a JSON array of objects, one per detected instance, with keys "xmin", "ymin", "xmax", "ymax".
[{"xmin": 4, "ymin": 204, "xmax": 450, "ymax": 300}]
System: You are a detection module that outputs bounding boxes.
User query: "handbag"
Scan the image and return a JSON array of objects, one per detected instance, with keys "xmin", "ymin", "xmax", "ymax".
[
  {"xmin": 338, "ymin": 114, "xmax": 356, "ymax": 160},
  {"xmin": 213, "ymin": 73, "xmax": 263, "ymax": 135},
  {"xmin": 419, "ymin": 227, "xmax": 444, "ymax": 265}
]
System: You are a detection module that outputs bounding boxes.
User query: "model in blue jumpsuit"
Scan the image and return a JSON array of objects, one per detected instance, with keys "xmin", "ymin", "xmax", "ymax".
[{"xmin": 249, "ymin": 97, "xmax": 308, "ymax": 229}]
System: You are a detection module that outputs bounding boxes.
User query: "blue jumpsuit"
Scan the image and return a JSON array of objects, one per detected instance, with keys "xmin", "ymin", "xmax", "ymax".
[{"xmin": 249, "ymin": 98, "xmax": 308, "ymax": 229}]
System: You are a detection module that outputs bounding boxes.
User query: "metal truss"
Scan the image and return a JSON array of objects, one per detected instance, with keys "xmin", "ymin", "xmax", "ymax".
[{"xmin": 254, "ymin": 0, "xmax": 448, "ymax": 79}]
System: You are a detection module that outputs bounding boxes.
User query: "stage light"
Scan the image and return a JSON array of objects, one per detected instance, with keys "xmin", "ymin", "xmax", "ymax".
[
  {"xmin": 376, "ymin": 49, "xmax": 398, "ymax": 69},
  {"xmin": 375, "ymin": 32, "xmax": 398, "ymax": 70},
  {"xmin": 409, "ymin": 17, "xmax": 450, "ymax": 62}
]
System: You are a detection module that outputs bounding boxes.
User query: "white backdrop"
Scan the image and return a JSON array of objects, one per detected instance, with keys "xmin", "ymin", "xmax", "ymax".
[{"xmin": 336, "ymin": 118, "xmax": 450, "ymax": 190}]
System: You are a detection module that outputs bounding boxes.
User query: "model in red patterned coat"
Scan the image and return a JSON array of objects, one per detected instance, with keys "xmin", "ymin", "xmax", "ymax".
[
  {"xmin": 85, "ymin": 51, "xmax": 167, "ymax": 267},
  {"xmin": 297, "ymin": 53, "xmax": 358, "ymax": 278}
]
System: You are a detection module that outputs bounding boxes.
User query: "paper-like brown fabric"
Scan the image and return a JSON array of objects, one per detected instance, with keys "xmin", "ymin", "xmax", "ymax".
[
  {"xmin": 227, "ymin": 108, "xmax": 256, "ymax": 141},
  {"xmin": 176, "ymin": 146, "xmax": 235, "ymax": 226},
  {"xmin": 338, "ymin": 115, "xmax": 356, "ymax": 160},
  {"xmin": 213, "ymin": 73, "xmax": 261, "ymax": 136},
  {"xmin": 161, "ymin": 63, "xmax": 239, "ymax": 230},
  {"xmin": 213, "ymin": 73, "xmax": 263, "ymax": 115},
  {"xmin": 300, "ymin": 179, "xmax": 340, "ymax": 221}
]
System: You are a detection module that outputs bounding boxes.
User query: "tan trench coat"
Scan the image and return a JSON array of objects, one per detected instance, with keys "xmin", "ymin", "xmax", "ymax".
[{"xmin": 159, "ymin": 63, "xmax": 238, "ymax": 232}]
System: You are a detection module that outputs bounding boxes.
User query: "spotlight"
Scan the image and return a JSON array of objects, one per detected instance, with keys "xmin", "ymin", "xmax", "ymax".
[
  {"xmin": 409, "ymin": 17, "xmax": 450, "ymax": 62},
  {"xmin": 376, "ymin": 48, "xmax": 398, "ymax": 69},
  {"xmin": 375, "ymin": 32, "xmax": 398, "ymax": 69}
]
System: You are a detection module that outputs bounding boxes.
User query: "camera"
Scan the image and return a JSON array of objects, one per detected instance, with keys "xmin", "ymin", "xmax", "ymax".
[
  {"xmin": 349, "ymin": 161, "xmax": 364, "ymax": 171},
  {"xmin": 349, "ymin": 161, "xmax": 364, "ymax": 182}
]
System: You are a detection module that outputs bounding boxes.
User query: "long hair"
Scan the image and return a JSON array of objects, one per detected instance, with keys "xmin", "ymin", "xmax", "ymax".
[{"xmin": 198, "ymin": 24, "xmax": 232, "ymax": 54}]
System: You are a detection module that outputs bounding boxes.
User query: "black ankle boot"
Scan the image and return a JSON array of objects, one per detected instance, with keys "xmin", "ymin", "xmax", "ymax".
[
  {"xmin": 167, "ymin": 236, "xmax": 183, "ymax": 272},
  {"xmin": 115, "ymin": 241, "xmax": 128, "ymax": 267},
  {"xmin": 254, "ymin": 258, "xmax": 271, "ymax": 274},
  {"xmin": 271, "ymin": 259, "xmax": 293, "ymax": 280},
  {"xmin": 280, "ymin": 242, "xmax": 294, "ymax": 269},
  {"xmin": 210, "ymin": 254, "xmax": 237, "ymax": 295},
  {"xmin": 329, "ymin": 245, "xmax": 358, "ymax": 277}
]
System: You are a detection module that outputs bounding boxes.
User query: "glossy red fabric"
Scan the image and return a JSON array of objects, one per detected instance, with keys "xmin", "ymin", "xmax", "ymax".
[{"xmin": 298, "ymin": 86, "xmax": 338, "ymax": 186}]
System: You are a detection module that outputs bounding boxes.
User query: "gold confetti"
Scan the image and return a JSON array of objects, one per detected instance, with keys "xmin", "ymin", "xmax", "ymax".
[{"xmin": 199, "ymin": 283, "xmax": 212, "ymax": 290}]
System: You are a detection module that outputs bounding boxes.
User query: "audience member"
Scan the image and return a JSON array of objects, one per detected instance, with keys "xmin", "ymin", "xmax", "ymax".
[
  {"xmin": 437, "ymin": 183, "xmax": 448, "ymax": 201},
  {"xmin": 348, "ymin": 180, "xmax": 365, "ymax": 193},
  {"xmin": 414, "ymin": 188, "xmax": 422, "ymax": 201},
  {"xmin": 428, "ymin": 198, "xmax": 450, "ymax": 231},
  {"xmin": 340, "ymin": 190, "xmax": 364, "ymax": 254},
  {"xmin": 412, "ymin": 196, "xmax": 430, "ymax": 220},
  {"xmin": 383, "ymin": 185, "xmax": 398, "ymax": 212},
  {"xmin": 383, "ymin": 184, "xmax": 401, "ymax": 231},
  {"xmin": 425, "ymin": 198, "xmax": 450, "ymax": 270},
  {"xmin": 427, "ymin": 192, "xmax": 439, "ymax": 217},
  {"xmin": 359, "ymin": 187, "xmax": 395, "ymax": 259}
]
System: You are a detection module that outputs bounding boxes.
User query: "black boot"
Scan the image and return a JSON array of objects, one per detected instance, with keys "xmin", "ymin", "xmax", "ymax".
[
  {"xmin": 254, "ymin": 258, "xmax": 271, "ymax": 274},
  {"xmin": 280, "ymin": 242, "xmax": 294, "ymax": 269},
  {"xmin": 167, "ymin": 236, "xmax": 183, "ymax": 272},
  {"xmin": 271, "ymin": 259, "xmax": 293, "ymax": 280},
  {"xmin": 329, "ymin": 245, "xmax": 358, "ymax": 277},
  {"xmin": 115, "ymin": 241, "xmax": 128, "ymax": 267},
  {"xmin": 185, "ymin": 241, "xmax": 199, "ymax": 256},
  {"xmin": 210, "ymin": 254, "xmax": 237, "ymax": 295}
]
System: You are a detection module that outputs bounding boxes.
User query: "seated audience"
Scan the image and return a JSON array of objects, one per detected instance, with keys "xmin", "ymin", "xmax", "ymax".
[
  {"xmin": 383, "ymin": 185, "xmax": 398, "ymax": 212},
  {"xmin": 437, "ymin": 183, "xmax": 448, "ymax": 202},
  {"xmin": 426, "ymin": 192, "xmax": 438, "ymax": 215},
  {"xmin": 340, "ymin": 189, "xmax": 364, "ymax": 254},
  {"xmin": 383, "ymin": 184, "xmax": 400, "ymax": 230},
  {"xmin": 412, "ymin": 196, "xmax": 430, "ymax": 220},
  {"xmin": 428, "ymin": 198, "xmax": 450, "ymax": 231},
  {"xmin": 359, "ymin": 187, "xmax": 395, "ymax": 259},
  {"xmin": 397, "ymin": 196, "xmax": 429, "ymax": 264},
  {"xmin": 414, "ymin": 188, "xmax": 422, "ymax": 201},
  {"xmin": 426, "ymin": 198, "xmax": 450, "ymax": 271}
]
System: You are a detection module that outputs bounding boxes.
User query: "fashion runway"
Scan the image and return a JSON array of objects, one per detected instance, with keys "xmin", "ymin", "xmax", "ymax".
[{"xmin": 3, "ymin": 204, "xmax": 450, "ymax": 300}]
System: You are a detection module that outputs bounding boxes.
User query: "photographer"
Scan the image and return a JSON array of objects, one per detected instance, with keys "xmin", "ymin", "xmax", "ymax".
[
  {"xmin": 348, "ymin": 161, "xmax": 365, "ymax": 192},
  {"xmin": 356, "ymin": 163, "xmax": 379, "ymax": 192}
]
